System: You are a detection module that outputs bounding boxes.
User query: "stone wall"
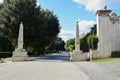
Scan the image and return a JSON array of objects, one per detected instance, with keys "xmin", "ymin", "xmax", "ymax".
[
  {"xmin": 96, "ymin": 7, "xmax": 111, "ymax": 58},
  {"xmin": 109, "ymin": 13, "xmax": 120, "ymax": 51},
  {"xmin": 96, "ymin": 6, "xmax": 120, "ymax": 58}
]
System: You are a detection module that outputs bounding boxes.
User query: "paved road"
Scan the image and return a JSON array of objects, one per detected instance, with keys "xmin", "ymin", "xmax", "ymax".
[
  {"xmin": 31, "ymin": 52, "xmax": 70, "ymax": 62},
  {"xmin": 0, "ymin": 52, "xmax": 90, "ymax": 80},
  {"xmin": 0, "ymin": 52, "xmax": 120, "ymax": 80}
]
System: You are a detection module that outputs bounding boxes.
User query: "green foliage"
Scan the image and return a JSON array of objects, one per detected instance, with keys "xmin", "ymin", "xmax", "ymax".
[
  {"xmin": 80, "ymin": 37, "xmax": 89, "ymax": 52},
  {"xmin": 0, "ymin": 36, "xmax": 13, "ymax": 58},
  {"xmin": 87, "ymin": 34, "xmax": 98, "ymax": 49},
  {"xmin": 80, "ymin": 33, "xmax": 86, "ymax": 38},
  {"xmin": 68, "ymin": 45, "xmax": 75, "ymax": 52},
  {"xmin": 46, "ymin": 37, "xmax": 65, "ymax": 53},
  {"xmin": 90, "ymin": 58, "xmax": 120, "ymax": 62},
  {"xmin": 111, "ymin": 51, "xmax": 120, "ymax": 58},
  {"xmin": 0, "ymin": 52, "xmax": 12, "ymax": 58},
  {"xmin": 64, "ymin": 38, "xmax": 75, "ymax": 51},
  {"xmin": 0, "ymin": 0, "xmax": 60, "ymax": 54},
  {"xmin": 65, "ymin": 24, "xmax": 98, "ymax": 52},
  {"xmin": 81, "ymin": 24, "xmax": 98, "ymax": 52},
  {"xmin": 0, "ymin": 37, "xmax": 13, "ymax": 52}
]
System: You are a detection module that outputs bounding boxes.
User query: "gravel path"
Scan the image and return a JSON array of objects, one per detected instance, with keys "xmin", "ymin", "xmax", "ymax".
[
  {"xmin": 74, "ymin": 61, "xmax": 120, "ymax": 80},
  {"xmin": 0, "ymin": 52, "xmax": 120, "ymax": 80}
]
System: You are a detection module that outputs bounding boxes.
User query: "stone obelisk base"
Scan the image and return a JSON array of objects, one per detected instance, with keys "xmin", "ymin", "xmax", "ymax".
[
  {"xmin": 70, "ymin": 50, "xmax": 87, "ymax": 62},
  {"xmin": 12, "ymin": 49, "xmax": 28, "ymax": 62}
]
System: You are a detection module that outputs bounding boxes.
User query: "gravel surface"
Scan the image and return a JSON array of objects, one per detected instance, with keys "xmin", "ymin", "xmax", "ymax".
[{"xmin": 74, "ymin": 61, "xmax": 120, "ymax": 80}]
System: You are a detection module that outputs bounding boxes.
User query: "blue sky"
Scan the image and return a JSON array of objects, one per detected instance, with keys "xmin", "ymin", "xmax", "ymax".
[
  {"xmin": 37, "ymin": 0, "xmax": 120, "ymax": 41},
  {"xmin": 37, "ymin": 0, "xmax": 96, "ymax": 41}
]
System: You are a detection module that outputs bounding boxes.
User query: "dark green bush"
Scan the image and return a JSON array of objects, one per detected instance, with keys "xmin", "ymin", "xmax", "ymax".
[
  {"xmin": 111, "ymin": 51, "xmax": 120, "ymax": 58},
  {"xmin": 69, "ymin": 45, "xmax": 75, "ymax": 52},
  {"xmin": 0, "ymin": 37, "xmax": 14, "ymax": 51},
  {"xmin": 0, "ymin": 52, "xmax": 12, "ymax": 59},
  {"xmin": 0, "ymin": 37, "xmax": 13, "ymax": 58}
]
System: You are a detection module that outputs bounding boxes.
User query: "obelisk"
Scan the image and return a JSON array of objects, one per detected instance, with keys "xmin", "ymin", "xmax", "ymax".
[
  {"xmin": 18, "ymin": 22, "xmax": 24, "ymax": 49},
  {"xmin": 70, "ymin": 21, "xmax": 87, "ymax": 61},
  {"xmin": 75, "ymin": 21, "xmax": 80, "ymax": 51},
  {"xmin": 12, "ymin": 22, "xmax": 28, "ymax": 62}
]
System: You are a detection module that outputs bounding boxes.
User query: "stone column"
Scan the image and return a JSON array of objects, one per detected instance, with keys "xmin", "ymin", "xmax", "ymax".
[
  {"xmin": 70, "ymin": 21, "xmax": 87, "ymax": 61},
  {"xmin": 18, "ymin": 22, "xmax": 24, "ymax": 49},
  {"xmin": 96, "ymin": 6, "xmax": 111, "ymax": 58},
  {"xmin": 75, "ymin": 21, "xmax": 80, "ymax": 51},
  {"xmin": 12, "ymin": 22, "xmax": 28, "ymax": 62}
]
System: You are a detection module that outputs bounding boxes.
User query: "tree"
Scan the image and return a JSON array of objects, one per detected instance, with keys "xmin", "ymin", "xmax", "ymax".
[
  {"xmin": 80, "ymin": 33, "xmax": 90, "ymax": 52},
  {"xmin": 65, "ymin": 24, "xmax": 98, "ymax": 52},
  {"xmin": 82, "ymin": 24, "xmax": 98, "ymax": 50},
  {"xmin": 68, "ymin": 45, "xmax": 75, "ymax": 52},
  {"xmin": 87, "ymin": 25, "xmax": 98, "ymax": 50},
  {"xmin": 80, "ymin": 33, "xmax": 86, "ymax": 38},
  {"xmin": 0, "ymin": 36, "xmax": 13, "ymax": 52},
  {"xmin": 0, "ymin": 36, "xmax": 13, "ymax": 58},
  {"xmin": 46, "ymin": 37, "xmax": 65, "ymax": 53},
  {"xmin": 0, "ymin": 0, "xmax": 60, "ymax": 54},
  {"xmin": 64, "ymin": 38, "xmax": 75, "ymax": 51}
]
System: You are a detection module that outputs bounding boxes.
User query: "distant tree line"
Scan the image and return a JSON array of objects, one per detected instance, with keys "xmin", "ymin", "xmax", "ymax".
[
  {"xmin": 0, "ymin": 0, "xmax": 65, "ymax": 57},
  {"xmin": 65, "ymin": 24, "xmax": 98, "ymax": 52}
]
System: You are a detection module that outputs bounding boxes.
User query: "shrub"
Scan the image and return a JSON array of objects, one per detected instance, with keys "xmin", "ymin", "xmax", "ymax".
[
  {"xmin": 111, "ymin": 51, "xmax": 120, "ymax": 58},
  {"xmin": 69, "ymin": 45, "xmax": 75, "ymax": 52},
  {"xmin": 0, "ymin": 52, "xmax": 12, "ymax": 59},
  {"xmin": 0, "ymin": 37, "xmax": 13, "ymax": 58},
  {"xmin": 0, "ymin": 37, "xmax": 14, "ymax": 51}
]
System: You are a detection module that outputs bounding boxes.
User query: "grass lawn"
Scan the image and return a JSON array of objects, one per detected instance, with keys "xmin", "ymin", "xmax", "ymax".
[
  {"xmin": 0, "ymin": 61, "xmax": 2, "ymax": 63},
  {"xmin": 90, "ymin": 58, "xmax": 120, "ymax": 62}
]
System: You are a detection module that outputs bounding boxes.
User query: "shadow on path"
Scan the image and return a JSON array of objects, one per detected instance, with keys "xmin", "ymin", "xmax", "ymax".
[{"xmin": 31, "ymin": 52, "xmax": 70, "ymax": 62}]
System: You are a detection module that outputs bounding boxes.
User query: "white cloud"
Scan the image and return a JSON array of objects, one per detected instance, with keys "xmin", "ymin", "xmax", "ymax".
[
  {"xmin": 73, "ymin": 0, "xmax": 105, "ymax": 12},
  {"xmin": 59, "ymin": 29, "xmax": 75, "ymax": 41},
  {"xmin": 59, "ymin": 20, "xmax": 95, "ymax": 41},
  {"xmin": 0, "ymin": 0, "xmax": 3, "ymax": 3},
  {"xmin": 36, "ymin": 2, "xmax": 40, "ymax": 6},
  {"xmin": 78, "ymin": 20, "xmax": 96, "ymax": 32},
  {"xmin": 73, "ymin": 0, "xmax": 120, "ymax": 12}
]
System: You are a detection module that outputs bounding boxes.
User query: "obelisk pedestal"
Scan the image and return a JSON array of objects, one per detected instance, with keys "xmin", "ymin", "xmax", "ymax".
[
  {"xmin": 12, "ymin": 22, "xmax": 28, "ymax": 62},
  {"xmin": 70, "ymin": 22, "xmax": 87, "ymax": 61},
  {"xmin": 12, "ymin": 49, "xmax": 28, "ymax": 62}
]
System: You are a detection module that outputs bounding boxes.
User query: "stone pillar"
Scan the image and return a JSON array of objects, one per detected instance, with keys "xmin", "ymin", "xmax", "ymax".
[
  {"xmin": 96, "ymin": 6, "xmax": 112, "ymax": 58},
  {"xmin": 12, "ymin": 22, "xmax": 28, "ymax": 62},
  {"xmin": 75, "ymin": 21, "xmax": 80, "ymax": 51},
  {"xmin": 18, "ymin": 22, "xmax": 24, "ymax": 49},
  {"xmin": 70, "ymin": 22, "xmax": 87, "ymax": 61}
]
